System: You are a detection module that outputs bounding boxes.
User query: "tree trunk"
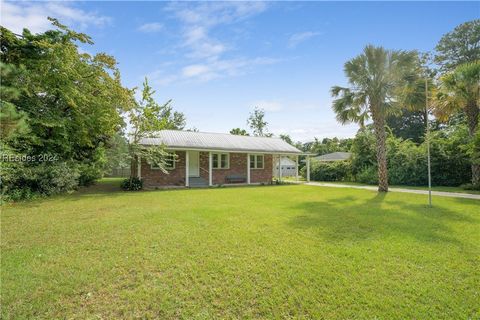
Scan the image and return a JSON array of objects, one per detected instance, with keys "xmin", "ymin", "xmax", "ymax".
[
  {"xmin": 465, "ymin": 101, "xmax": 479, "ymax": 185},
  {"xmin": 372, "ymin": 111, "xmax": 389, "ymax": 192}
]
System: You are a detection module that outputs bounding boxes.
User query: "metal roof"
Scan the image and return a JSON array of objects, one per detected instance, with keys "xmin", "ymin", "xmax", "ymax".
[
  {"xmin": 139, "ymin": 130, "xmax": 303, "ymax": 154},
  {"xmin": 313, "ymin": 152, "xmax": 352, "ymax": 161}
]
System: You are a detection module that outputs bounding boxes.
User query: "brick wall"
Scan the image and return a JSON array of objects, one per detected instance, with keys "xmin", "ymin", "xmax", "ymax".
[
  {"xmin": 212, "ymin": 153, "xmax": 273, "ymax": 184},
  {"xmin": 139, "ymin": 151, "xmax": 187, "ymax": 187},
  {"xmin": 212, "ymin": 153, "xmax": 248, "ymax": 184},
  {"xmin": 135, "ymin": 151, "xmax": 273, "ymax": 187},
  {"xmin": 251, "ymin": 154, "xmax": 273, "ymax": 183}
]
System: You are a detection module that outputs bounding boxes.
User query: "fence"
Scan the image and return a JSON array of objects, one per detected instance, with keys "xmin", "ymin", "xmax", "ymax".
[{"xmin": 106, "ymin": 168, "xmax": 131, "ymax": 178}]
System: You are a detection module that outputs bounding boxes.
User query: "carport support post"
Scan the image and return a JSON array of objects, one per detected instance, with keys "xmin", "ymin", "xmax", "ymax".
[
  {"xmin": 295, "ymin": 155, "xmax": 299, "ymax": 182},
  {"xmin": 185, "ymin": 151, "xmax": 189, "ymax": 187},
  {"xmin": 247, "ymin": 153, "xmax": 251, "ymax": 184},
  {"xmin": 209, "ymin": 152, "xmax": 213, "ymax": 186},
  {"xmin": 306, "ymin": 155, "xmax": 310, "ymax": 182},
  {"xmin": 278, "ymin": 155, "xmax": 282, "ymax": 182}
]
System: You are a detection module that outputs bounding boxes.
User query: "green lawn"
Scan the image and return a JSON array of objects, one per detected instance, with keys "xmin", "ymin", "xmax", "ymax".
[{"xmin": 2, "ymin": 180, "xmax": 479, "ymax": 319}]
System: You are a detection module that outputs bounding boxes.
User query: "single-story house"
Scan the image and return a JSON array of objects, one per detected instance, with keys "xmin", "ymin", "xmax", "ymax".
[
  {"xmin": 133, "ymin": 130, "xmax": 312, "ymax": 188},
  {"xmin": 312, "ymin": 152, "xmax": 352, "ymax": 162},
  {"xmin": 274, "ymin": 157, "xmax": 298, "ymax": 177}
]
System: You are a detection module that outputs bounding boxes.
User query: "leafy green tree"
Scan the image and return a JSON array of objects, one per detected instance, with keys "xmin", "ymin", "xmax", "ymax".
[
  {"xmin": 129, "ymin": 78, "xmax": 186, "ymax": 174},
  {"xmin": 1, "ymin": 20, "xmax": 135, "ymax": 163},
  {"xmin": 435, "ymin": 61, "xmax": 480, "ymax": 184},
  {"xmin": 435, "ymin": 20, "xmax": 480, "ymax": 71},
  {"xmin": 350, "ymin": 127, "xmax": 377, "ymax": 177},
  {"xmin": 279, "ymin": 134, "xmax": 293, "ymax": 145},
  {"xmin": 247, "ymin": 107, "xmax": 272, "ymax": 137},
  {"xmin": 331, "ymin": 45, "xmax": 418, "ymax": 191},
  {"xmin": 104, "ymin": 132, "xmax": 130, "ymax": 174},
  {"xmin": 308, "ymin": 137, "xmax": 353, "ymax": 155},
  {"xmin": 0, "ymin": 62, "xmax": 29, "ymax": 141},
  {"xmin": 230, "ymin": 128, "xmax": 249, "ymax": 136},
  {"xmin": 386, "ymin": 110, "xmax": 427, "ymax": 144},
  {"xmin": 0, "ymin": 19, "xmax": 135, "ymax": 197},
  {"xmin": 279, "ymin": 134, "xmax": 304, "ymax": 151}
]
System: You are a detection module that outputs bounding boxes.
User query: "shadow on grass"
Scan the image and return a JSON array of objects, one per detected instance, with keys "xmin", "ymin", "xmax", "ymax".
[
  {"xmin": 63, "ymin": 179, "xmax": 294, "ymax": 202},
  {"xmin": 288, "ymin": 193, "xmax": 477, "ymax": 246}
]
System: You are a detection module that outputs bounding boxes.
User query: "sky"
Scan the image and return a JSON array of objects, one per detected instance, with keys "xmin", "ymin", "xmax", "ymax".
[{"xmin": 1, "ymin": 1, "xmax": 478, "ymax": 142}]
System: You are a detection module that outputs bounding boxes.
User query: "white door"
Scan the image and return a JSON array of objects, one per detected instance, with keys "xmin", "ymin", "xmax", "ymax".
[{"xmin": 188, "ymin": 151, "xmax": 200, "ymax": 177}]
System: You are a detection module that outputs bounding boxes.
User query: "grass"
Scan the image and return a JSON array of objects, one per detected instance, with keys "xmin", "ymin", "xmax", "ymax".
[{"xmin": 1, "ymin": 179, "xmax": 479, "ymax": 319}]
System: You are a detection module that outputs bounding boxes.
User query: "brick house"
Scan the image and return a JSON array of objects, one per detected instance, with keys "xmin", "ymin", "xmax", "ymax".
[{"xmin": 133, "ymin": 130, "xmax": 311, "ymax": 188}]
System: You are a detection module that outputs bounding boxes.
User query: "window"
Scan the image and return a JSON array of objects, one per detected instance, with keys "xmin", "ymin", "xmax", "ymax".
[
  {"xmin": 212, "ymin": 153, "xmax": 229, "ymax": 169},
  {"xmin": 151, "ymin": 152, "xmax": 176, "ymax": 170},
  {"xmin": 249, "ymin": 154, "xmax": 264, "ymax": 169}
]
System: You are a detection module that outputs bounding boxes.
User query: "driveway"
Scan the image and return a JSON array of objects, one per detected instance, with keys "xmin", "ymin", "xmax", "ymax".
[{"xmin": 305, "ymin": 182, "xmax": 480, "ymax": 200}]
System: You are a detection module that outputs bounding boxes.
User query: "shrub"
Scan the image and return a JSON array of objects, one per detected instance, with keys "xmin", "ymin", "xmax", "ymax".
[
  {"xmin": 387, "ymin": 138, "xmax": 427, "ymax": 186},
  {"xmin": 428, "ymin": 125, "xmax": 471, "ymax": 186},
  {"xmin": 1, "ymin": 161, "xmax": 80, "ymax": 201},
  {"xmin": 34, "ymin": 162, "xmax": 80, "ymax": 195},
  {"xmin": 78, "ymin": 163, "xmax": 103, "ymax": 187},
  {"xmin": 462, "ymin": 183, "xmax": 480, "ymax": 191},
  {"xmin": 356, "ymin": 166, "xmax": 378, "ymax": 185},
  {"xmin": 121, "ymin": 177, "xmax": 143, "ymax": 191},
  {"xmin": 307, "ymin": 161, "xmax": 352, "ymax": 182}
]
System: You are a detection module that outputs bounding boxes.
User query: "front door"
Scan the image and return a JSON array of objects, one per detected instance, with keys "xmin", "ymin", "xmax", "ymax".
[{"xmin": 188, "ymin": 151, "xmax": 200, "ymax": 177}]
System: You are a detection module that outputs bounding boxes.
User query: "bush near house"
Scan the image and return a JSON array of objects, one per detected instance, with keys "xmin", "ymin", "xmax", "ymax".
[
  {"xmin": 301, "ymin": 161, "xmax": 352, "ymax": 182},
  {"xmin": 304, "ymin": 122, "xmax": 472, "ymax": 187},
  {"xmin": 120, "ymin": 177, "xmax": 143, "ymax": 191}
]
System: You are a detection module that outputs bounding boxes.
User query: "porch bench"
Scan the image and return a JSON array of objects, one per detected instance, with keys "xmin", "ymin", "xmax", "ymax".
[{"xmin": 225, "ymin": 175, "xmax": 247, "ymax": 184}]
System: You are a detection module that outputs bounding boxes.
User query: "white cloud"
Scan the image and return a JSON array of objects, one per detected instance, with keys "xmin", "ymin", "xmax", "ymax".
[
  {"xmin": 137, "ymin": 22, "xmax": 163, "ymax": 33},
  {"xmin": 288, "ymin": 31, "xmax": 322, "ymax": 48},
  {"xmin": 167, "ymin": 1, "xmax": 267, "ymax": 29},
  {"xmin": 167, "ymin": 1, "xmax": 266, "ymax": 58},
  {"xmin": 251, "ymin": 100, "xmax": 283, "ymax": 112},
  {"xmin": 148, "ymin": 56, "xmax": 279, "ymax": 86},
  {"xmin": 182, "ymin": 64, "xmax": 211, "ymax": 78},
  {"xmin": 183, "ymin": 25, "xmax": 227, "ymax": 58},
  {"xmin": 148, "ymin": 2, "xmax": 279, "ymax": 86},
  {"xmin": 1, "ymin": 1, "xmax": 111, "ymax": 34},
  {"xmin": 153, "ymin": 1, "xmax": 275, "ymax": 84}
]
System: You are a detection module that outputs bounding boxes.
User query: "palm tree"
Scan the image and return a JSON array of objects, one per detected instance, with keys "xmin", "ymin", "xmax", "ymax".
[
  {"xmin": 435, "ymin": 61, "xmax": 480, "ymax": 184},
  {"xmin": 331, "ymin": 45, "xmax": 418, "ymax": 192}
]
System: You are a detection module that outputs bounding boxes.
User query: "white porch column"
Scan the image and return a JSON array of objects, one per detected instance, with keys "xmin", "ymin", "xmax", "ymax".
[
  {"xmin": 185, "ymin": 151, "xmax": 189, "ymax": 187},
  {"xmin": 278, "ymin": 155, "xmax": 282, "ymax": 182},
  {"xmin": 295, "ymin": 155, "xmax": 299, "ymax": 182},
  {"xmin": 306, "ymin": 155, "xmax": 310, "ymax": 182},
  {"xmin": 247, "ymin": 153, "xmax": 251, "ymax": 184},
  {"xmin": 209, "ymin": 152, "xmax": 213, "ymax": 186},
  {"xmin": 137, "ymin": 155, "xmax": 141, "ymax": 179}
]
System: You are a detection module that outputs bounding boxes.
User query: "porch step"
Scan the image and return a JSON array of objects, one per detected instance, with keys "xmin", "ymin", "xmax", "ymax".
[{"xmin": 189, "ymin": 177, "xmax": 208, "ymax": 187}]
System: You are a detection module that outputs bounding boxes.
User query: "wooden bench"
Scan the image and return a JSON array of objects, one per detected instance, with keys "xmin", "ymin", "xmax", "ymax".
[{"xmin": 225, "ymin": 175, "xmax": 247, "ymax": 183}]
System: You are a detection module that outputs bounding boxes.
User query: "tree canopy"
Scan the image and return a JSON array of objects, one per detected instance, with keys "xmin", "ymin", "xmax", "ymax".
[
  {"xmin": 0, "ymin": 19, "xmax": 135, "ymax": 198},
  {"xmin": 331, "ymin": 45, "xmax": 418, "ymax": 191},
  {"xmin": 229, "ymin": 128, "xmax": 249, "ymax": 136},
  {"xmin": 435, "ymin": 20, "xmax": 480, "ymax": 71},
  {"xmin": 128, "ymin": 78, "xmax": 186, "ymax": 174},
  {"xmin": 247, "ymin": 107, "xmax": 272, "ymax": 137}
]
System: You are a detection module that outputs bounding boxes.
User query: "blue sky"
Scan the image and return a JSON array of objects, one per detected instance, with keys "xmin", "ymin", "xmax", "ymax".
[{"xmin": 2, "ymin": 1, "xmax": 478, "ymax": 141}]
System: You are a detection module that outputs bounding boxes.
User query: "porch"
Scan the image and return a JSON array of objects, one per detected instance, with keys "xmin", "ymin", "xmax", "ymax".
[{"xmin": 136, "ymin": 150, "xmax": 312, "ymax": 188}]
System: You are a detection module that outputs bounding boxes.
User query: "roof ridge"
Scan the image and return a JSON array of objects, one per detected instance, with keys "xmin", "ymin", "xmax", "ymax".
[{"xmin": 158, "ymin": 129, "xmax": 284, "ymax": 140}]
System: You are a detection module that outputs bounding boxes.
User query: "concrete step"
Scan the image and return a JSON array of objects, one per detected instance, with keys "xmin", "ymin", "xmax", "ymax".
[{"xmin": 189, "ymin": 177, "xmax": 208, "ymax": 187}]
